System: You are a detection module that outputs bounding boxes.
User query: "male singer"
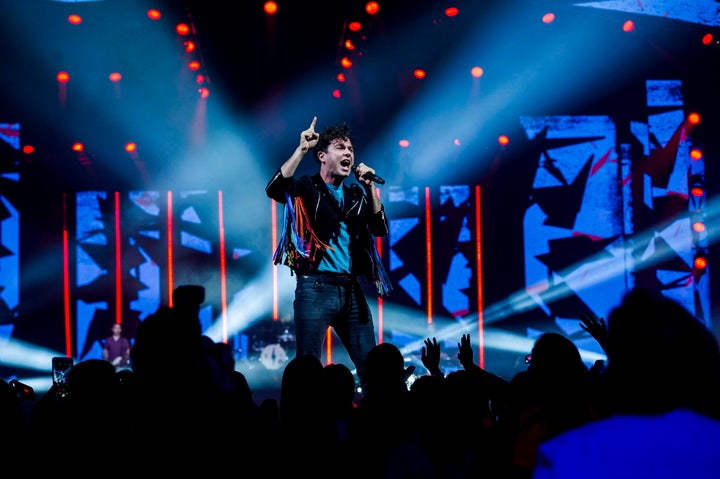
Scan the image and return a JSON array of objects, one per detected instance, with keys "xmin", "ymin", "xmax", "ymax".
[{"xmin": 265, "ymin": 116, "xmax": 392, "ymax": 383}]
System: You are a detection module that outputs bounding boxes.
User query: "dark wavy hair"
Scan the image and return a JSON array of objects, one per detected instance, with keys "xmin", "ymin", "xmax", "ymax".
[{"xmin": 313, "ymin": 123, "xmax": 353, "ymax": 162}]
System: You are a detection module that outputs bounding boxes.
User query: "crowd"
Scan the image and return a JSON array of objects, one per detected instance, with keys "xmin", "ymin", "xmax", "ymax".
[{"xmin": 2, "ymin": 286, "xmax": 720, "ymax": 478}]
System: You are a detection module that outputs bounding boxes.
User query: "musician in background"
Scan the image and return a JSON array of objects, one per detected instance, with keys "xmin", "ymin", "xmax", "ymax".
[{"xmin": 102, "ymin": 323, "xmax": 131, "ymax": 370}]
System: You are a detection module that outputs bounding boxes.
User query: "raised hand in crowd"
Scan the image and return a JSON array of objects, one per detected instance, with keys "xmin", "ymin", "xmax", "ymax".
[
  {"xmin": 456, "ymin": 333, "xmax": 511, "ymax": 398},
  {"xmin": 421, "ymin": 336, "xmax": 443, "ymax": 377},
  {"xmin": 458, "ymin": 333, "xmax": 478, "ymax": 371},
  {"xmin": 578, "ymin": 311, "xmax": 608, "ymax": 353}
]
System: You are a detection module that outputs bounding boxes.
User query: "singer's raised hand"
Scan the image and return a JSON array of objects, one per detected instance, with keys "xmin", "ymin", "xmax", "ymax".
[{"xmin": 299, "ymin": 116, "xmax": 319, "ymax": 152}]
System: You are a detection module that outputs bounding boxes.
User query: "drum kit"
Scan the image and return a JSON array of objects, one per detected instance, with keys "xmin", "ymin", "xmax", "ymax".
[{"xmin": 244, "ymin": 321, "xmax": 296, "ymax": 370}]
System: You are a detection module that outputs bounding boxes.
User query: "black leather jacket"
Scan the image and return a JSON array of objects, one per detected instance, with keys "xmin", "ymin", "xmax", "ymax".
[{"xmin": 265, "ymin": 170, "xmax": 389, "ymax": 284}]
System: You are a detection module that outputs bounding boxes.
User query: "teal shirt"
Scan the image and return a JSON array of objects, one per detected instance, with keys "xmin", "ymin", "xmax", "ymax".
[{"xmin": 318, "ymin": 183, "xmax": 351, "ymax": 274}]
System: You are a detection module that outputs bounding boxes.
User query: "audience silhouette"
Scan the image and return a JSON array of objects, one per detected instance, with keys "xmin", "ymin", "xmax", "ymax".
[
  {"xmin": 5, "ymin": 285, "xmax": 720, "ymax": 478},
  {"xmin": 351, "ymin": 342, "xmax": 417, "ymax": 477},
  {"xmin": 532, "ymin": 287, "xmax": 720, "ymax": 479},
  {"xmin": 505, "ymin": 332, "xmax": 599, "ymax": 478},
  {"xmin": 30, "ymin": 359, "xmax": 127, "ymax": 478},
  {"xmin": 321, "ymin": 362, "xmax": 357, "ymax": 447},
  {"xmin": 0, "ymin": 378, "xmax": 33, "ymax": 469}
]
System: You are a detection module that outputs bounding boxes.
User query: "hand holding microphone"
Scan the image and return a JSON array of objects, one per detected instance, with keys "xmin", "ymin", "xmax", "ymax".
[{"xmin": 352, "ymin": 164, "xmax": 385, "ymax": 185}]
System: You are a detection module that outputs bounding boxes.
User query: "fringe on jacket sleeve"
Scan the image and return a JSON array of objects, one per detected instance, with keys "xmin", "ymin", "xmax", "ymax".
[
  {"xmin": 371, "ymin": 241, "xmax": 393, "ymax": 297},
  {"xmin": 272, "ymin": 192, "xmax": 332, "ymax": 270}
]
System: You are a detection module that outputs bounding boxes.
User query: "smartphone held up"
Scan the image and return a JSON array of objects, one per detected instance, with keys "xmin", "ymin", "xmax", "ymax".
[{"xmin": 51, "ymin": 356, "xmax": 74, "ymax": 398}]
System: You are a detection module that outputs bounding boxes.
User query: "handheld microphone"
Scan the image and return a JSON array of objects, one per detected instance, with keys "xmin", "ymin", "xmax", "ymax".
[{"xmin": 351, "ymin": 165, "xmax": 386, "ymax": 185}]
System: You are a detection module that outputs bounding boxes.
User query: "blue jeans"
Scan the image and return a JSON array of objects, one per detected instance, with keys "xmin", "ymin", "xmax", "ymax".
[{"xmin": 293, "ymin": 274, "xmax": 377, "ymax": 381}]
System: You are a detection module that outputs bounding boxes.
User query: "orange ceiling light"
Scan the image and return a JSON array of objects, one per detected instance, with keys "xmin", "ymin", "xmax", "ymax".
[
  {"xmin": 67, "ymin": 14, "xmax": 82, "ymax": 25},
  {"xmin": 365, "ymin": 2, "xmax": 379, "ymax": 15},
  {"xmin": 264, "ymin": 1, "xmax": 278, "ymax": 15},
  {"xmin": 147, "ymin": 9, "xmax": 161, "ymax": 20},
  {"xmin": 445, "ymin": 7, "xmax": 459, "ymax": 17},
  {"xmin": 57, "ymin": 71, "xmax": 70, "ymax": 83},
  {"xmin": 690, "ymin": 147, "xmax": 703, "ymax": 160},
  {"xmin": 694, "ymin": 254, "xmax": 708, "ymax": 270}
]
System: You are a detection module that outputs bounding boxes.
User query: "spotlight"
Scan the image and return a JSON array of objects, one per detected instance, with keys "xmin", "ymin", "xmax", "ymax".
[
  {"xmin": 176, "ymin": 23, "xmax": 190, "ymax": 36},
  {"xmin": 264, "ymin": 1, "xmax": 278, "ymax": 15},
  {"xmin": 689, "ymin": 175, "xmax": 705, "ymax": 212},
  {"xmin": 689, "ymin": 145, "xmax": 703, "ymax": 160},
  {"xmin": 693, "ymin": 249, "xmax": 708, "ymax": 280},
  {"xmin": 692, "ymin": 220, "xmax": 705, "ymax": 234}
]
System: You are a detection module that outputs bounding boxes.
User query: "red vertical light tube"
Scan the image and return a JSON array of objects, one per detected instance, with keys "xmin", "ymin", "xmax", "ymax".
[
  {"xmin": 114, "ymin": 192, "xmax": 122, "ymax": 324},
  {"xmin": 62, "ymin": 193, "xmax": 72, "ymax": 356},
  {"xmin": 326, "ymin": 327, "xmax": 333, "ymax": 365},
  {"xmin": 474, "ymin": 185, "xmax": 485, "ymax": 369},
  {"xmin": 167, "ymin": 191, "xmax": 174, "ymax": 307},
  {"xmin": 376, "ymin": 235, "xmax": 384, "ymax": 344},
  {"xmin": 425, "ymin": 187, "xmax": 433, "ymax": 324},
  {"xmin": 375, "ymin": 187, "xmax": 384, "ymax": 343}
]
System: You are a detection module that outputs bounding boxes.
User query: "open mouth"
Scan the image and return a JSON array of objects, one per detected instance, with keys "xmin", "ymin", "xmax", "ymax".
[{"xmin": 340, "ymin": 159, "xmax": 352, "ymax": 169}]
